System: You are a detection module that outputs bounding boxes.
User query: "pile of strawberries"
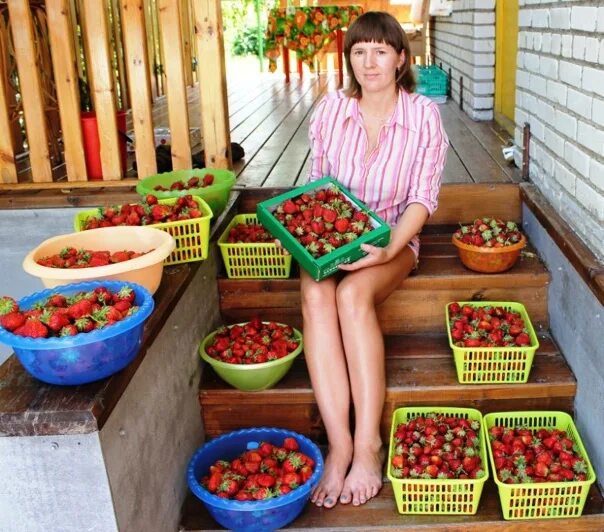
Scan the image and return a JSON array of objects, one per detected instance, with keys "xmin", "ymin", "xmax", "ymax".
[
  {"xmin": 225, "ymin": 221, "xmax": 275, "ymax": 244},
  {"xmin": 81, "ymin": 195, "xmax": 202, "ymax": 230},
  {"xmin": 272, "ymin": 186, "xmax": 374, "ymax": 258},
  {"xmin": 200, "ymin": 436, "xmax": 315, "ymax": 500},
  {"xmin": 390, "ymin": 413, "xmax": 485, "ymax": 480},
  {"xmin": 36, "ymin": 247, "xmax": 153, "ymax": 269},
  {"xmin": 153, "ymin": 174, "xmax": 214, "ymax": 191},
  {"xmin": 488, "ymin": 425, "xmax": 589, "ymax": 484},
  {"xmin": 206, "ymin": 318, "xmax": 299, "ymax": 365},
  {"xmin": 448, "ymin": 302, "xmax": 532, "ymax": 348},
  {"xmin": 453, "ymin": 218, "xmax": 523, "ymax": 248},
  {"xmin": 0, "ymin": 286, "xmax": 139, "ymax": 338}
]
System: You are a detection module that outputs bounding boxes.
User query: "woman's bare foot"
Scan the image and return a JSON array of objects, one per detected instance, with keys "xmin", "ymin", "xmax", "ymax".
[
  {"xmin": 339, "ymin": 444, "xmax": 385, "ymax": 506},
  {"xmin": 311, "ymin": 444, "xmax": 353, "ymax": 508}
]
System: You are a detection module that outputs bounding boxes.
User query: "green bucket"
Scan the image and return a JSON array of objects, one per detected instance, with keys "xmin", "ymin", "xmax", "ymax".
[
  {"xmin": 136, "ymin": 168, "xmax": 235, "ymax": 217},
  {"xmin": 199, "ymin": 323, "xmax": 303, "ymax": 391}
]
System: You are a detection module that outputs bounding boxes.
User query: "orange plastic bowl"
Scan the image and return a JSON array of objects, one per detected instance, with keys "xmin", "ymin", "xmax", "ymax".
[{"xmin": 451, "ymin": 234, "xmax": 526, "ymax": 273}]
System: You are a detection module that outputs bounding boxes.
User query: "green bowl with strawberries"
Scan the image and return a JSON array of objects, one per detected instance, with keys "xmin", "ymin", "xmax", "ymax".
[
  {"xmin": 199, "ymin": 321, "xmax": 303, "ymax": 391},
  {"xmin": 136, "ymin": 168, "xmax": 235, "ymax": 217}
]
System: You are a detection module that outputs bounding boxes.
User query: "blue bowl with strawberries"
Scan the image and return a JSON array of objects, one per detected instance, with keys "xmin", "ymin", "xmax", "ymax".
[
  {"xmin": 0, "ymin": 280, "xmax": 154, "ymax": 385},
  {"xmin": 187, "ymin": 427, "xmax": 324, "ymax": 532}
]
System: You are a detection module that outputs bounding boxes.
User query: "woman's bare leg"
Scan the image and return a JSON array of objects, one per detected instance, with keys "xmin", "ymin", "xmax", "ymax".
[
  {"xmin": 300, "ymin": 270, "xmax": 353, "ymax": 508},
  {"xmin": 336, "ymin": 246, "xmax": 416, "ymax": 506}
]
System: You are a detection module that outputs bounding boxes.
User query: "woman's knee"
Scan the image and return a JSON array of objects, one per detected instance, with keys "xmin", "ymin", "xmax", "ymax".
[
  {"xmin": 300, "ymin": 278, "xmax": 337, "ymax": 316},
  {"xmin": 335, "ymin": 277, "xmax": 373, "ymax": 317}
]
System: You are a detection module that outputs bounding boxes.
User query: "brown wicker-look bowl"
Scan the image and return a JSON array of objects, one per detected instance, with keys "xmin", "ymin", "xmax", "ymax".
[{"xmin": 451, "ymin": 234, "xmax": 526, "ymax": 273}]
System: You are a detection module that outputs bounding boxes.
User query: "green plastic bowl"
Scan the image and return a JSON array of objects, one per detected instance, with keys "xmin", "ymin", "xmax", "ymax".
[
  {"xmin": 199, "ymin": 323, "xmax": 303, "ymax": 391},
  {"xmin": 136, "ymin": 168, "xmax": 235, "ymax": 217}
]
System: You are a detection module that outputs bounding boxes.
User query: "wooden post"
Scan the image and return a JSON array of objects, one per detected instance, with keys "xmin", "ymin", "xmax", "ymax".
[
  {"xmin": 81, "ymin": 0, "xmax": 122, "ymax": 179},
  {"xmin": 191, "ymin": 0, "xmax": 232, "ymax": 169},
  {"xmin": 110, "ymin": 0, "xmax": 129, "ymax": 110},
  {"xmin": 158, "ymin": 0, "xmax": 193, "ymax": 170},
  {"xmin": 522, "ymin": 122, "xmax": 531, "ymax": 181},
  {"xmin": 120, "ymin": 0, "xmax": 157, "ymax": 178},
  {"xmin": 282, "ymin": 44, "xmax": 290, "ymax": 83},
  {"xmin": 7, "ymin": 0, "xmax": 53, "ymax": 182},
  {"xmin": 0, "ymin": 61, "xmax": 17, "ymax": 183},
  {"xmin": 180, "ymin": 0, "xmax": 194, "ymax": 86},
  {"xmin": 46, "ymin": 0, "xmax": 88, "ymax": 181},
  {"xmin": 336, "ymin": 28, "xmax": 344, "ymax": 87}
]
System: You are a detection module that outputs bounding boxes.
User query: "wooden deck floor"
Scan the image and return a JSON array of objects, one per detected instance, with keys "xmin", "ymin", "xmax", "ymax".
[
  {"xmin": 1, "ymin": 71, "xmax": 520, "ymax": 208},
  {"xmin": 179, "ymin": 71, "xmax": 521, "ymax": 188}
]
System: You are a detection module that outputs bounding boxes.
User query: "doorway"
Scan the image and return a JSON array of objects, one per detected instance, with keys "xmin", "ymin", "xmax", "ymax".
[{"xmin": 495, "ymin": 0, "xmax": 518, "ymax": 136}]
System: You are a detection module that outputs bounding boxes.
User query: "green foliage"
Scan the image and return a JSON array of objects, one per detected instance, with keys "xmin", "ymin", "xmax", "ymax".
[{"xmin": 232, "ymin": 26, "xmax": 265, "ymax": 56}]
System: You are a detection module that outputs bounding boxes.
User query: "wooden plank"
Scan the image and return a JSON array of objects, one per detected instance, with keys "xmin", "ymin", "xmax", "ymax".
[
  {"xmin": 442, "ymin": 145, "xmax": 472, "ymax": 183},
  {"xmin": 181, "ymin": 482, "xmax": 604, "ymax": 531},
  {"xmin": 46, "ymin": 0, "xmax": 88, "ymax": 182},
  {"xmin": 0, "ymin": 31, "xmax": 17, "ymax": 183},
  {"xmin": 81, "ymin": 0, "xmax": 123, "ymax": 179},
  {"xmin": 192, "ymin": 0, "xmax": 231, "ymax": 169},
  {"xmin": 449, "ymin": 102, "xmax": 521, "ymax": 182},
  {"xmin": 157, "ymin": 0, "xmax": 192, "ymax": 170},
  {"xmin": 8, "ymin": 0, "xmax": 52, "ymax": 182},
  {"xmin": 120, "ymin": 0, "xmax": 157, "ymax": 178},
  {"xmin": 237, "ymin": 76, "xmax": 331, "ymax": 187},
  {"xmin": 111, "ymin": 0, "xmax": 129, "ymax": 110},
  {"xmin": 440, "ymin": 102, "xmax": 509, "ymax": 184},
  {"xmin": 179, "ymin": 0, "xmax": 194, "ymax": 86}
]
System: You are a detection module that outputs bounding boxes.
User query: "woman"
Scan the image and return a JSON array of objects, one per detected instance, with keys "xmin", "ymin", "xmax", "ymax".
[{"xmin": 303, "ymin": 11, "xmax": 449, "ymax": 508}]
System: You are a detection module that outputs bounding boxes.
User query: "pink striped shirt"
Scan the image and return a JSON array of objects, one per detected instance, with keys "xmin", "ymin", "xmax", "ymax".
[{"xmin": 308, "ymin": 89, "xmax": 449, "ymax": 258}]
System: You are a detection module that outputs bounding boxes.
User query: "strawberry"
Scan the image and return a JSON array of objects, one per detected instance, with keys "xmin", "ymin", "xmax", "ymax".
[
  {"xmin": 47, "ymin": 294, "xmax": 67, "ymax": 307},
  {"xmin": 0, "ymin": 311, "xmax": 26, "ymax": 331},
  {"xmin": 202, "ymin": 173, "xmax": 214, "ymax": 186},
  {"xmin": 282, "ymin": 437, "xmax": 299, "ymax": 451},
  {"xmin": 45, "ymin": 310, "xmax": 71, "ymax": 332},
  {"xmin": 145, "ymin": 194, "xmax": 158, "ymax": 205},
  {"xmin": 60, "ymin": 324, "xmax": 79, "ymax": 336},
  {"xmin": 67, "ymin": 299, "xmax": 93, "ymax": 320},
  {"xmin": 0, "ymin": 296, "xmax": 18, "ymax": 316},
  {"xmin": 14, "ymin": 318, "xmax": 49, "ymax": 338}
]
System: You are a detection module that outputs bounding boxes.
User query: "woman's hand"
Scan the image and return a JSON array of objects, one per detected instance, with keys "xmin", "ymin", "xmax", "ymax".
[{"xmin": 338, "ymin": 243, "xmax": 392, "ymax": 271}]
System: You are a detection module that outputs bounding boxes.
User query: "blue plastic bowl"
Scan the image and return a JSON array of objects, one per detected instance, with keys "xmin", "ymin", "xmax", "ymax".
[
  {"xmin": 0, "ymin": 280, "xmax": 154, "ymax": 385},
  {"xmin": 187, "ymin": 427, "xmax": 324, "ymax": 532}
]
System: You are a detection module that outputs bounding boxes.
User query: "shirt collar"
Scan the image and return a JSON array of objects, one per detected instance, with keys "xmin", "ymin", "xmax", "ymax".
[{"xmin": 344, "ymin": 89, "xmax": 418, "ymax": 132}]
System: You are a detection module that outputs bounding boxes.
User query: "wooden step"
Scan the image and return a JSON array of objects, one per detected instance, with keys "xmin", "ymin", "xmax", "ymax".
[
  {"xmin": 199, "ymin": 334, "xmax": 575, "ymax": 444},
  {"xmin": 180, "ymin": 481, "xmax": 604, "ymax": 531},
  {"xmin": 217, "ymin": 234, "xmax": 550, "ymax": 334}
]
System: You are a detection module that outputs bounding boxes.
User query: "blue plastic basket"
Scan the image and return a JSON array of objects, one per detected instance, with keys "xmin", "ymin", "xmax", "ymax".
[
  {"xmin": 187, "ymin": 427, "xmax": 324, "ymax": 532},
  {"xmin": 0, "ymin": 280, "xmax": 154, "ymax": 385},
  {"xmin": 415, "ymin": 65, "xmax": 448, "ymax": 96}
]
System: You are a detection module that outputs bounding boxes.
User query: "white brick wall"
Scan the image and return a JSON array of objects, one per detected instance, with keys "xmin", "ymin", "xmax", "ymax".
[
  {"xmin": 514, "ymin": 0, "xmax": 604, "ymax": 263},
  {"xmin": 430, "ymin": 0, "xmax": 603, "ymax": 262},
  {"xmin": 430, "ymin": 1, "xmax": 496, "ymax": 118}
]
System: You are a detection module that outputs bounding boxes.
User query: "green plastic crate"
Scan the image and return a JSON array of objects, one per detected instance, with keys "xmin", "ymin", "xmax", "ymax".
[
  {"xmin": 74, "ymin": 196, "xmax": 212, "ymax": 266},
  {"xmin": 387, "ymin": 406, "xmax": 489, "ymax": 515},
  {"xmin": 218, "ymin": 214, "xmax": 292, "ymax": 279},
  {"xmin": 446, "ymin": 301, "xmax": 540, "ymax": 384},
  {"xmin": 415, "ymin": 65, "xmax": 448, "ymax": 96},
  {"xmin": 483, "ymin": 411, "xmax": 596, "ymax": 520},
  {"xmin": 135, "ymin": 168, "xmax": 235, "ymax": 217},
  {"xmin": 256, "ymin": 177, "xmax": 391, "ymax": 281}
]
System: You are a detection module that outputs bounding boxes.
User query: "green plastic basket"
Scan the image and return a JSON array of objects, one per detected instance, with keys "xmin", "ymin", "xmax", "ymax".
[
  {"xmin": 135, "ymin": 168, "xmax": 235, "ymax": 217},
  {"xmin": 256, "ymin": 177, "xmax": 391, "ymax": 281},
  {"xmin": 387, "ymin": 406, "xmax": 488, "ymax": 515},
  {"xmin": 199, "ymin": 322, "xmax": 303, "ymax": 391},
  {"xmin": 483, "ymin": 411, "xmax": 596, "ymax": 520},
  {"xmin": 415, "ymin": 65, "xmax": 448, "ymax": 96},
  {"xmin": 74, "ymin": 196, "xmax": 212, "ymax": 266},
  {"xmin": 446, "ymin": 301, "xmax": 540, "ymax": 384},
  {"xmin": 218, "ymin": 214, "xmax": 292, "ymax": 279}
]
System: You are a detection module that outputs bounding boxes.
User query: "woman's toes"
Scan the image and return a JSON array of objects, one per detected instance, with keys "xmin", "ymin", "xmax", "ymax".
[{"xmin": 339, "ymin": 486, "xmax": 352, "ymax": 505}]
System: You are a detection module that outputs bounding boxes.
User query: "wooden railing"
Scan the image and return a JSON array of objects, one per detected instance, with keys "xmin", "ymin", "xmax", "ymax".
[{"xmin": 0, "ymin": 0, "xmax": 230, "ymax": 190}]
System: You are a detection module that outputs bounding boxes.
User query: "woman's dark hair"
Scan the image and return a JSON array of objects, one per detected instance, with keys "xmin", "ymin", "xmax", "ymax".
[{"xmin": 344, "ymin": 11, "xmax": 416, "ymax": 97}]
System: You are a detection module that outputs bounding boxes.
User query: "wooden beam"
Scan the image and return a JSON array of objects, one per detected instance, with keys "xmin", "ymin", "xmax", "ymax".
[
  {"xmin": 81, "ymin": 0, "xmax": 123, "ymax": 180},
  {"xmin": 7, "ymin": 0, "xmax": 53, "ymax": 182},
  {"xmin": 191, "ymin": 0, "xmax": 232, "ymax": 169},
  {"xmin": 120, "ymin": 0, "xmax": 157, "ymax": 178},
  {"xmin": 158, "ymin": 0, "xmax": 192, "ymax": 170},
  {"xmin": 46, "ymin": 0, "xmax": 88, "ymax": 182},
  {"xmin": 0, "ymin": 30, "xmax": 17, "ymax": 183},
  {"xmin": 110, "ymin": 0, "xmax": 129, "ymax": 111},
  {"xmin": 179, "ymin": 0, "xmax": 194, "ymax": 86}
]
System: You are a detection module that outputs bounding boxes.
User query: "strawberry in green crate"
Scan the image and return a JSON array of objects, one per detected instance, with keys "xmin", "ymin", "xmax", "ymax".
[{"xmin": 257, "ymin": 177, "xmax": 391, "ymax": 281}]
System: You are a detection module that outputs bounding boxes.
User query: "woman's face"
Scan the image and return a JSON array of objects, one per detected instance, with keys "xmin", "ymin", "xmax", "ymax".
[{"xmin": 349, "ymin": 41, "xmax": 405, "ymax": 94}]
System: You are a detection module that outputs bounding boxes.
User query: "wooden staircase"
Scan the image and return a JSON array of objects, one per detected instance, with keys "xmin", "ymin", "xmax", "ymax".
[{"xmin": 180, "ymin": 184, "xmax": 604, "ymax": 530}]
